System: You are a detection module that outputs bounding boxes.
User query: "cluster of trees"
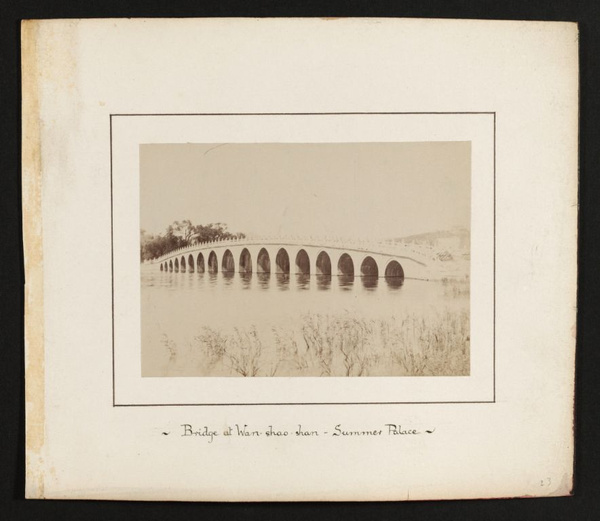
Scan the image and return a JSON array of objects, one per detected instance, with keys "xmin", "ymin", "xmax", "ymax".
[{"xmin": 140, "ymin": 220, "xmax": 245, "ymax": 261}]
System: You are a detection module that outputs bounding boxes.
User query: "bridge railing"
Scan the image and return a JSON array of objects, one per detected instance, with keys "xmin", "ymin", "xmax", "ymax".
[{"xmin": 151, "ymin": 235, "xmax": 448, "ymax": 265}]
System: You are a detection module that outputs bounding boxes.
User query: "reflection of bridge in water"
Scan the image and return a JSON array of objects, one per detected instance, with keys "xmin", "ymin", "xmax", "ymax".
[{"xmin": 152, "ymin": 236, "xmax": 460, "ymax": 283}]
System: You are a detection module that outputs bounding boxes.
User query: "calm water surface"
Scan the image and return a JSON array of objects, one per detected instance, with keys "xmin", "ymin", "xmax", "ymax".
[{"xmin": 141, "ymin": 265, "xmax": 468, "ymax": 376}]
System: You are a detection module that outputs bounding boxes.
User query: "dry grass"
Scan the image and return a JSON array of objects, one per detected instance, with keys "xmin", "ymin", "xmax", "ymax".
[
  {"xmin": 296, "ymin": 315, "xmax": 380, "ymax": 376},
  {"xmin": 176, "ymin": 309, "xmax": 469, "ymax": 377},
  {"xmin": 196, "ymin": 326, "xmax": 264, "ymax": 376},
  {"xmin": 161, "ymin": 334, "xmax": 177, "ymax": 362},
  {"xmin": 381, "ymin": 311, "xmax": 470, "ymax": 376}
]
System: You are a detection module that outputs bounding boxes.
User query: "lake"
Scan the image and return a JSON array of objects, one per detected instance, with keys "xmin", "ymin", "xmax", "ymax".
[{"xmin": 141, "ymin": 265, "xmax": 470, "ymax": 377}]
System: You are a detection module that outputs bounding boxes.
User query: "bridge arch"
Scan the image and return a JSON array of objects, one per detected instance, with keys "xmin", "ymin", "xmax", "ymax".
[
  {"xmin": 337, "ymin": 253, "xmax": 354, "ymax": 276},
  {"xmin": 174, "ymin": 258, "xmax": 179, "ymax": 273},
  {"xmin": 169, "ymin": 260, "xmax": 173, "ymax": 272},
  {"xmin": 239, "ymin": 248, "xmax": 252, "ymax": 273},
  {"xmin": 295, "ymin": 249, "xmax": 310, "ymax": 275},
  {"xmin": 275, "ymin": 248, "xmax": 290, "ymax": 274},
  {"xmin": 160, "ymin": 263, "xmax": 163, "ymax": 271},
  {"xmin": 360, "ymin": 256, "xmax": 378, "ymax": 277},
  {"xmin": 180, "ymin": 256, "xmax": 186, "ymax": 273},
  {"xmin": 316, "ymin": 251, "xmax": 331, "ymax": 275},
  {"xmin": 208, "ymin": 251, "xmax": 218, "ymax": 273},
  {"xmin": 257, "ymin": 248, "xmax": 271, "ymax": 274},
  {"xmin": 197, "ymin": 253, "xmax": 205, "ymax": 273},
  {"xmin": 188, "ymin": 254, "xmax": 195, "ymax": 273},
  {"xmin": 385, "ymin": 260, "xmax": 404, "ymax": 281},
  {"xmin": 222, "ymin": 249, "xmax": 235, "ymax": 272}
]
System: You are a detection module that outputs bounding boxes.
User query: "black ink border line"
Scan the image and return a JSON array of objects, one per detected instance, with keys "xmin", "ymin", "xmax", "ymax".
[
  {"xmin": 110, "ymin": 111, "xmax": 496, "ymax": 407},
  {"xmin": 110, "ymin": 115, "xmax": 116, "ymax": 407},
  {"xmin": 493, "ymin": 112, "xmax": 497, "ymax": 403}
]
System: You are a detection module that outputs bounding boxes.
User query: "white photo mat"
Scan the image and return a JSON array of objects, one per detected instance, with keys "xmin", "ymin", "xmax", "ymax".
[{"xmin": 112, "ymin": 112, "xmax": 495, "ymax": 406}]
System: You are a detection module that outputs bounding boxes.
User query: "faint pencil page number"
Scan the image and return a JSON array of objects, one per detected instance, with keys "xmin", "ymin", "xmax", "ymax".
[{"xmin": 540, "ymin": 477, "xmax": 552, "ymax": 487}]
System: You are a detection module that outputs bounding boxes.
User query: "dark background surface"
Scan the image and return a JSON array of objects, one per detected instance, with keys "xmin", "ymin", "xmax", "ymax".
[{"xmin": 1, "ymin": 1, "xmax": 597, "ymax": 519}]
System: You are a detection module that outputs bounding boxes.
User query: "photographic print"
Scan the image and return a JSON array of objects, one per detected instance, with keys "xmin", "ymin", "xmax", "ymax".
[{"xmin": 140, "ymin": 142, "xmax": 471, "ymax": 378}]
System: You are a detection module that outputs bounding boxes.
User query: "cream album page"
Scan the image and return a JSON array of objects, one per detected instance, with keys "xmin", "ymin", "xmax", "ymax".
[{"xmin": 23, "ymin": 18, "xmax": 577, "ymax": 501}]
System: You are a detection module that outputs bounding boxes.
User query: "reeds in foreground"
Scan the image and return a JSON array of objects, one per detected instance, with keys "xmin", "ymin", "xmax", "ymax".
[
  {"xmin": 168, "ymin": 309, "xmax": 469, "ymax": 377},
  {"xmin": 196, "ymin": 326, "xmax": 263, "ymax": 376},
  {"xmin": 381, "ymin": 311, "xmax": 470, "ymax": 376}
]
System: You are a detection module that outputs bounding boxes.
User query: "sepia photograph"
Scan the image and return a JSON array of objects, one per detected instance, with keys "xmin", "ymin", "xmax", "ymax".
[{"xmin": 140, "ymin": 142, "xmax": 471, "ymax": 378}]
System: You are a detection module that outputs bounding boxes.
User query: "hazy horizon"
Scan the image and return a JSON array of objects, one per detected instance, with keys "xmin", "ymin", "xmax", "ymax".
[{"xmin": 140, "ymin": 142, "xmax": 471, "ymax": 239}]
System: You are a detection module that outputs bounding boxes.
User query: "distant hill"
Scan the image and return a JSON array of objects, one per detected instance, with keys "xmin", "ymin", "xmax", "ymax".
[{"xmin": 392, "ymin": 227, "xmax": 470, "ymax": 253}]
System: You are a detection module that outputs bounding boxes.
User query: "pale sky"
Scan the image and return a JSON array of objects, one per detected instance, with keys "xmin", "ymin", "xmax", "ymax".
[{"xmin": 140, "ymin": 142, "xmax": 470, "ymax": 240}]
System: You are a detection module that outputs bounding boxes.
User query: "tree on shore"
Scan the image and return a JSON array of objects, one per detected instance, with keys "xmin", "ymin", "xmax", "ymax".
[{"xmin": 141, "ymin": 221, "xmax": 245, "ymax": 261}]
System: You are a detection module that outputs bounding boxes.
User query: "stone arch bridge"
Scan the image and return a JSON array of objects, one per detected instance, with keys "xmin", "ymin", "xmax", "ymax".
[{"xmin": 152, "ymin": 236, "xmax": 452, "ymax": 281}]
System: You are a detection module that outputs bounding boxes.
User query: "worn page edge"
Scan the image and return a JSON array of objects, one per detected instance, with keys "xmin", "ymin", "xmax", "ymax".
[{"xmin": 22, "ymin": 19, "xmax": 46, "ymax": 500}]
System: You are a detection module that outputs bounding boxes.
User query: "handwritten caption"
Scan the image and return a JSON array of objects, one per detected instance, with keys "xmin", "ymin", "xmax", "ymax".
[{"xmin": 162, "ymin": 424, "xmax": 436, "ymax": 443}]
